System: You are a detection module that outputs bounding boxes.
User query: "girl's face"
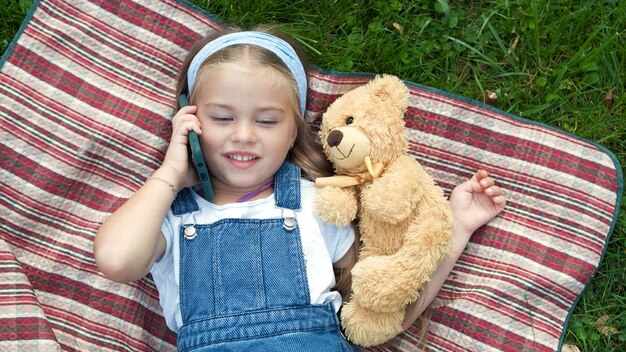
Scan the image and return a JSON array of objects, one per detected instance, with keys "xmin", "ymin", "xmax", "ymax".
[{"xmin": 192, "ymin": 61, "xmax": 298, "ymax": 200}]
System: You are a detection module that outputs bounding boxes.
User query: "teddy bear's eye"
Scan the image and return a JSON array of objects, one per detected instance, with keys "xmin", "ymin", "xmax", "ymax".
[{"xmin": 345, "ymin": 116, "xmax": 354, "ymax": 125}]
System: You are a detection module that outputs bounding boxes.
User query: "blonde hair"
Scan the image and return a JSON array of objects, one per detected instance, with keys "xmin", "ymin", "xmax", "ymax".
[{"xmin": 175, "ymin": 26, "xmax": 332, "ymax": 181}]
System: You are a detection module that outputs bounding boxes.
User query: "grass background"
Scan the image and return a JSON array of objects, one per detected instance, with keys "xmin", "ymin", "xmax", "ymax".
[{"xmin": 2, "ymin": 0, "xmax": 624, "ymax": 350}]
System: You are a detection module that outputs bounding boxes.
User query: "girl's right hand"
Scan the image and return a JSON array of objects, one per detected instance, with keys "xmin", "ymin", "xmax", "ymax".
[{"xmin": 160, "ymin": 105, "xmax": 202, "ymax": 189}]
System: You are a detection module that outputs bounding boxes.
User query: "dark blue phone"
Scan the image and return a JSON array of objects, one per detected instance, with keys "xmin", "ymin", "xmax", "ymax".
[{"xmin": 179, "ymin": 93, "xmax": 214, "ymax": 202}]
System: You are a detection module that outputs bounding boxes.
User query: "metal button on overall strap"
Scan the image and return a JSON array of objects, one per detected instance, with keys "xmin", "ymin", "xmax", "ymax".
[
  {"xmin": 183, "ymin": 213, "xmax": 198, "ymax": 240},
  {"xmin": 282, "ymin": 209, "xmax": 297, "ymax": 231}
]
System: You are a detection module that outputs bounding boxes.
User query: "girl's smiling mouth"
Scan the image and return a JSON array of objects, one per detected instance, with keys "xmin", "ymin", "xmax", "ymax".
[{"xmin": 225, "ymin": 152, "xmax": 260, "ymax": 169}]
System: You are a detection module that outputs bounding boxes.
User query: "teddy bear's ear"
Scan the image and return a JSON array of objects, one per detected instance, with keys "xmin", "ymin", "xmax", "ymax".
[{"xmin": 368, "ymin": 74, "xmax": 409, "ymax": 111}]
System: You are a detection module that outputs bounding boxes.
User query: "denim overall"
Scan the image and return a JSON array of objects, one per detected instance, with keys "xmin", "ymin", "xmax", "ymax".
[{"xmin": 171, "ymin": 162, "xmax": 357, "ymax": 352}]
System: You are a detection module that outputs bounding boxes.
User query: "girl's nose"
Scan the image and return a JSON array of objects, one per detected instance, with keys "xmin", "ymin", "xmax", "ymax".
[{"xmin": 232, "ymin": 121, "xmax": 256, "ymax": 143}]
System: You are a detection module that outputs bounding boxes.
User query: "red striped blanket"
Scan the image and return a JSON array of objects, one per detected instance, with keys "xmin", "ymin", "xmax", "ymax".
[{"xmin": 0, "ymin": 1, "xmax": 622, "ymax": 351}]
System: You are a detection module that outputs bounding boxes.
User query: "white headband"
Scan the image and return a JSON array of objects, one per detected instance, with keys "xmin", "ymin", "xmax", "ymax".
[{"xmin": 187, "ymin": 31, "xmax": 308, "ymax": 116}]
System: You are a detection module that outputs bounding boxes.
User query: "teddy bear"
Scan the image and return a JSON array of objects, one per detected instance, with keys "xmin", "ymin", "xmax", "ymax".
[{"xmin": 314, "ymin": 74, "xmax": 454, "ymax": 347}]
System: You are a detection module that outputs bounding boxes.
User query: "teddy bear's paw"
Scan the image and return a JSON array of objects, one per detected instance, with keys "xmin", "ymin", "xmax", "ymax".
[
  {"xmin": 313, "ymin": 187, "xmax": 357, "ymax": 226},
  {"xmin": 361, "ymin": 186, "xmax": 404, "ymax": 223},
  {"xmin": 351, "ymin": 257, "xmax": 416, "ymax": 312},
  {"xmin": 340, "ymin": 300, "xmax": 404, "ymax": 347},
  {"xmin": 361, "ymin": 180, "xmax": 412, "ymax": 223}
]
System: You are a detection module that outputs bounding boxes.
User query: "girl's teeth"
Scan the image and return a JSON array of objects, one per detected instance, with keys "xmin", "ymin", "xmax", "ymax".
[{"xmin": 231, "ymin": 155, "xmax": 255, "ymax": 161}]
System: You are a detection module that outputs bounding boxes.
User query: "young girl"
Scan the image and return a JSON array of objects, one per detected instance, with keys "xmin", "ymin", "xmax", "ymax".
[{"xmin": 94, "ymin": 27, "xmax": 506, "ymax": 351}]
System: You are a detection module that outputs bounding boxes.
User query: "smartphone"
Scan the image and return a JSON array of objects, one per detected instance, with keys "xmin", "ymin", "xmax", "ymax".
[{"xmin": 179, "ymin": 93, "xmax": 214, "ymax": 202}]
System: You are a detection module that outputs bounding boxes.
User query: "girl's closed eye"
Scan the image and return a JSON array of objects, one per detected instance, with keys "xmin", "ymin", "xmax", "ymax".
[
  {"xmin": 256, "ymin": 117, "xmax": 279, "ymax": 126},
  {"xmin": 255, "ymin": 108, "xmax": 286, "ymax": 126},
  {"xmin": 210, "ymin": 115, "xmax": 233, "ymax": 123},
  {"xmin": 202, "ymin": 103, "xmax": 235, "ymax": 123}
]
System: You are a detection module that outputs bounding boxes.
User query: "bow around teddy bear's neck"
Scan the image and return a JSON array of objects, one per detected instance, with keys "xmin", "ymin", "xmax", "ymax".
[{"xmin": 315, "ymin": 156, "xmax": 386, "ymax": 188}]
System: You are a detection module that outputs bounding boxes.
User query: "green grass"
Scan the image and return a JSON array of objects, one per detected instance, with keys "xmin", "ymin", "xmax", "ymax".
[
  {"xmin": 0, "ymin": 0, "xmax": 30, "ymax": 53},
  {"xmin": 2, "ymin": 0, "xmax": 625, "ymax": 350}
]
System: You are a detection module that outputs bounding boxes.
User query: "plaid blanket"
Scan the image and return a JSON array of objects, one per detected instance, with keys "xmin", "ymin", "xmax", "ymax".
[{"xmin": 0, "ymin": 1, "xmax": 622, "ymax": 351}]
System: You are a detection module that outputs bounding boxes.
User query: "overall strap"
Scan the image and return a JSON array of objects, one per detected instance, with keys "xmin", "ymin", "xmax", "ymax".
[
  {"xmin": 274, "ymin": 161, "xmax": 301, "ymax": 210},
  {"xmin": 171, "ymin": 188, "xmax": 199, "ymax": 215}
]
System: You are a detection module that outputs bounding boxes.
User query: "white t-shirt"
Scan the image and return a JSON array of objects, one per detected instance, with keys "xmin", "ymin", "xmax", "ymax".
[{"xmin": 150, "ymin": 179, "xmax": 355, "ymax": 332}]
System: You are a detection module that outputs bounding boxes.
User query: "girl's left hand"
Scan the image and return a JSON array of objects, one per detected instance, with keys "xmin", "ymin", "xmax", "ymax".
[{"xmin": 449, "ymin": 170, "xmax": 506, "ymax": 236}]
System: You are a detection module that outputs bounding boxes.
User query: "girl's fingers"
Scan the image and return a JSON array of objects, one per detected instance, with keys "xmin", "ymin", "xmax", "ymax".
[
  {"xmin": 174, "ymin": 105, "xmax": 197, "ymax": 115},
  {"xmin": 172, "ymin": 112, "xmax": 202, "ymax": 136},
  {"xmin": 172, "ymin": 106, "xmax": 198, "ymax": 123},
  {"xmin": 473, "ymin": 169, "xmax": 489, "ymax": 181},
  {"xmin": 479, "ymin": 177, "xmax": 495, "ymax": 190},
  {"xmin": 173, "ymin": 114, "xmax": 198, "ymax": 125},
  {"xmin": 183, "ymin": 119, "xmax": 202, "ymax": 135},
  {"xmin": 492, "ymin": 195, "xmax": 506, "ymax": 206},
  {"xmin": 173, "ymin": 120, "xmax": 202, "ymax": 139},
  {"xmin": 484, "ymin": 185, "xmax": 501, "ymax": 197}
]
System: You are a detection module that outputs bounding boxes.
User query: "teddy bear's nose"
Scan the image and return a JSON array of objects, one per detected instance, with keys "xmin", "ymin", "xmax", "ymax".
[{"xmin": 327, "ymin": 130, "xmax": 343, "ymax": 147}]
